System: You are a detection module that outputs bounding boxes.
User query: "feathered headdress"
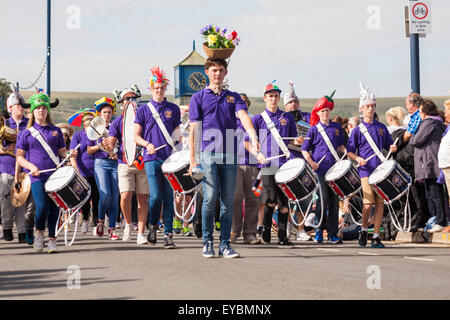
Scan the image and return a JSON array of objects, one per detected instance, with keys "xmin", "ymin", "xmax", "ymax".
[
  {"xmin": 148, "ymin": 66, "xmax": 169, "ymax": 89},
  {"xmin": 6, "ymin": 84, "xmax": 25, "ymax": 112},
  {"xmin": 359, "ymin": 82, "xmax": 376, "ymax": 108}
]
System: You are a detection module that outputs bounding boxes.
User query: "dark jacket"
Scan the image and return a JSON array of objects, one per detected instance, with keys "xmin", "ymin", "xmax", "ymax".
[
  {"xmin": 410, "ymin": 117, "xmax": 446, "ymax": 181},
  {"xmin": 391, "ymin": 128, "xmax": 415, "ymax": 177}
]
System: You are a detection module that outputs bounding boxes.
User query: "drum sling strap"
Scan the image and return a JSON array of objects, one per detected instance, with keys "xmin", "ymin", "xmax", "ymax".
[
  {"xmin": 147, "ymin": 102, "xmax": 176, "ymax": 151},
  {"xmin": 316, "ymin": 123, "xmax": 340, "ymax": 162},
  {"xmin": 261, "ymin": 111, "xmax": 290, "ymax": 159},
  {"xmin": 28, "ymin": 127, "xmax": 60, "ymax": 166},
  {"xmin": 358, "ymin": 123, "xmax": 386, "ymax": 162}
]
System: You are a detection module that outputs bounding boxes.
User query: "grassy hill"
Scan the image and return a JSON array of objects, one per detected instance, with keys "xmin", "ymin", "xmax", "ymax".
[{"xmin": 20, "ymin": 91, "xmax": 449, "ymax": 127}]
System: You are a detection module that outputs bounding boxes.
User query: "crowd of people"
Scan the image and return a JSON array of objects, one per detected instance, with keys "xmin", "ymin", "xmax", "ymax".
[{"xmin": 1, "ymin": 58, "xmax": 449, "ymax": 258}]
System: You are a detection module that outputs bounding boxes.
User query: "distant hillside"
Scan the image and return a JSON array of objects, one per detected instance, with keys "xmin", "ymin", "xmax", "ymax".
[{"xmin": 20, "ymin": 91, "xmax": 449, "ymax": 126}]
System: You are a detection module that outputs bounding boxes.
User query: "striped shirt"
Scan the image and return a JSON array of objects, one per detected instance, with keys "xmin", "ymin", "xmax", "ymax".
[{"xmin": 406, "ymin": 109, "xmax": 422, "ymax": 135}]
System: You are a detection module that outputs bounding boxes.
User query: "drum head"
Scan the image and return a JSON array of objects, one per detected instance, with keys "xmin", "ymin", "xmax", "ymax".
[
  {"xmin": 86, "ymin": 117, "xmax": 105, "ymax": 141},
  {"xmin": 325, "ymin": 159, "xmax": 352, "ymax": 182},
  {"xmin": 161, "ymin": 149, "xmax": 190, "ymax": 173},
  {"xmin": 275, "ymin": 158, "xmax": 305, "ymax": 183},
  {"xmin": 368, "ymin": 160, "xmax": 396, "ymax": 185},
  {"xmin": 45, "ymin": 166, "xmax": 76, "ymax": 192},
  {"xmin": 123, "ymin": 102, "xmax": 137, "ymax": 166}
]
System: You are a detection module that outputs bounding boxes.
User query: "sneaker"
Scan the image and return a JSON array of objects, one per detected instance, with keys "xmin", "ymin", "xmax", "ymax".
[
  {"xmin": 108, "ymin": 228, "xmax": 119, "ymax": 240},
  {"xmin": 173, "ymin": 220, "xmax": 182, "ymax": 234},
  {"xmin": 296, "ymin": 230, "xmax": 311, "ymax": 241},
  {"xmin": 202, "ymin": 241, "xmax": 215, "ymax": 258},
  {"xmin": 3, "ymin": 229, "xmax": 13, "ymax": 241},
  {"xmin": 157, "ymin": 222, "xmax": 164, "ymax": 233},
  {"xmin": 92, "ymin": 226, "xmax": 97, "ymax": 237},
  {"xmin": 262, "ymin": 227, "xmax": 271, "ymax": 244},
  {"xmin": 371, "ymin": 237, "xmax": 385, "ymax": 248},
  {"xmin": 26, "ymin": 229, "xmax": 34, "ymax": 245},
  {"xmin": 257, "ymin": 225, "xmax": 263, "ymax": 236},
  {"xmin": 18, "ymin": 233, "xmax": 27, "ymax": 244},
  {"xmin": 147, "ymin": 225, "xmax": 157, "ymax": 245},
  {"xmin": 219, "ymin": 244, "xmax": 240, "ymax": 258},
  {"xmin": 428, "ymin": 224, "xmax": 445, "ymax": 234},
  {"xmin": 136, "ymin": 233, "xmax": 148, "ymax": 245},
  {"xmin": 182, "ymin": 226, "xmax": 193, "ymax": 237},
  {"xmin": 132, "ymin": 222, "xmax": 138, "ymax": 231},
  {"xmin": 81, "ymin": 221, "xmax": 89, "ymax": 234},
  {"xmin": 243, "ymin": 235, "xmax": 261, "ymax": 245},
  {"xmin": 123, "ymin": 223, "xmax": 132, "ymax": 241},
  {"xmin": 47, "ymin": 239, "xmax": 57, "ymax": 253},
  {"xmin": 287, "ymin": 223, "xmax": 292, "ymax": 238},
  {"xmin": 215, "ymin": 221, "xmax": 221, "ymax": 231},
  {"xmin": 163, "ymin": 234, "xmax": 176, "ymax": 249},
  {"xmin": 304, "ymin": 213, "xmax": 315, "ymax": 227},
  {"xmin": 277, "ymin": 238, "xmax": 295, "ymax": 248},
  {"xmin": 314, "ymin": 229, "xmax": 323, "ymax": 243},
  {"xmin": 96, "ymin": 221, "xmax": 104, "ymax": 237},
  {"xmin": 34, "ymin": 234, "xmax": 44, "ymax": 252},
  {"xmin": 359, "ymin": 230, "xmax": 368, "ymax": 247},
  {"xmin": 0, "ymin": 228, "xmax": 3, "ymax": 240},
  {"xmin": 328, "ymin": 235, "xmax": 343, "ymax": 244}
]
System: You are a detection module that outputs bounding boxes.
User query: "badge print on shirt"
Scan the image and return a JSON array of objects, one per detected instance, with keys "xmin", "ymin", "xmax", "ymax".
[
  {"xmin": 226, "ymin": 95, "xmax": 235, "ymax": 103},
  {"xmin": 165, "ymin": 110, "xmax": 172, "ymax": 119},
  {"xmin": 378, "ymin": 128, "xmax": 384, "ymax": 136},
  {"xmin": 335, "ymin": 129, "xmax": 340, "ymax": 136},
  {"xmin": 279, "ymin": 118, "xmax": 287, "ymax": 126},
  {"xmin": 52, "ymin": 131, "xmax": 59, "ymax": 137}
]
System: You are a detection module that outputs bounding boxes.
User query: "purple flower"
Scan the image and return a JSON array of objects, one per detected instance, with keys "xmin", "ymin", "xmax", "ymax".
[
  {"xmin": 223, "ymin": 28, "xmax": 227, "ymax": 33},
  {"xmin": 216, "ymin": 26, "xmax": 220, "ymax": 32}
]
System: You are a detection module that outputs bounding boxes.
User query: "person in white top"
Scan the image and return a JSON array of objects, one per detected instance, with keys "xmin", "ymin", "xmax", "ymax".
[{"xmin": 438, "ymin": 99, "xmax": 450, "ymax": 204}]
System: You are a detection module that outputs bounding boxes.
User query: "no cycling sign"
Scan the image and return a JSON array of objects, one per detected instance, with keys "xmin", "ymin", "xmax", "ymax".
[{"xmin": 409, "ymin": 1, "xmax": 432, "ymax": 34}]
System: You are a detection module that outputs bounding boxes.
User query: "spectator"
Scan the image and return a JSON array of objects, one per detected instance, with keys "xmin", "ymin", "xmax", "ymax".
[
  {"xmin": 347, "ymin": 116, "xmax": 360, "ymax": 135},
  {"xmin": 438, "ymin": 99, "xmax": 450, "ymax": 204},
  {"xmin": 385, "ymin": 106, "xmax": 407, "ymax": 134},
  {"xmin": 403, "ymin": 92, "xmax": 423, "ymax": 143},
  {"xmin": 410, "ymin": 99, "xmax": 447, "ymax": 233}
]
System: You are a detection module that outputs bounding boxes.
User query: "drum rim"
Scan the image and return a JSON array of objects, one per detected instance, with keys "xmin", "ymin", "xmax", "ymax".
[
  {"xmin": 371, "ymin": 181, "xmax": 411, "ymax": 204},
  {"xmin": 45, "ymin": 166, "xmax": 76, "ymax": 192},
  {"xmin": 123, "ymin": 103, "xmax": 137, "ymax": 167},
  {"xmin": 274, "ymin": 158, "xmax": 307, "ymax": 184},
  {"xmin": 161, "ymin": 150, "xmax": 190, "ymax": 173},
  {"xmin": 368, "ymin": 159, "xmax": 397, "ymax": 185},
  {"xmin": 325, "ymin": 159, "xmax": 353, "ymax": 182}
]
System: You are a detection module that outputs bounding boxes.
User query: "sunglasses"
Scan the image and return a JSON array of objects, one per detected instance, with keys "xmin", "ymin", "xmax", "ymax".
[{"xmin": 123, "ymin": 97, "xmax": 137, "ymax": 101}]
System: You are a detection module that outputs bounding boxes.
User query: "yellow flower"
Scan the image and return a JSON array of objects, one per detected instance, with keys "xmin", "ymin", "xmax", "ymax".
[{"xmin": 207, "ymin": 34, "xmax": 218, "ymax": 46}]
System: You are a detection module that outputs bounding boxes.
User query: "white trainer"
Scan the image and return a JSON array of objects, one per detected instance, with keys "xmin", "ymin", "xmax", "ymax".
[
  {"xmin": 47, "ymin": 239, "xmax": 57, "ymax": 253},
  {"xmin": 137, "ymin": 233, "xmax": 148, "ymax": 245},
  {"xmin": 34, "ymin": 234, "xmax": 44, "ymax": 252},
  {"xmin": 296, "ymin": 230, "xmax": 311, "ymax": 241},
  {"xmin": 428, "ymin": 224, "xmax": 445, "ymax": 234},
  {"xmin": 123, "ymin": 223, "xmax": 132, "ymax": 241},
  {"xmin": 81, "ymin": 221, "xmax": 89, "ymax": 234}
]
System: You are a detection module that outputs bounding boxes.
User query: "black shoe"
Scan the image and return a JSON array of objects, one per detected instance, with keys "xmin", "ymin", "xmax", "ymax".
[
  {"xmin": 371, "ymin": 237, "xmax": 385, "ymax": 248},
  {"xmin": 3, "ymin": 229, "xmax": 13, "ymax": 241},
  {"xmin": 359, "ymin": 230, "xmax": 368, "ymax": 247},
  {"xmin": 194, "ymin": 221, "xmax": 202, "ymax": 238},
  {"xmin": 257, "ymin": 225, "xmax": 263, "ymax": 236},
  {"xmin": 147, "ymin": 225, "xmax": 157, "ymax": 245},
  {"xmin": 164, "ymin": 234, "xmax": 176, "ymax": 249},
  {"xmin": 277, "ymin": 238, "xmax": 295, "ymax": 248},
  {"xmin": 18, "ymin": 233, "xmax": 27, "ymax": 244},
  {"xmin": 26, "ymin": 229, "xmax": 34, "ymax": 245},
  {"xmin": 262, "ymin": 227, "xmax": 271, "ymax": 244}
]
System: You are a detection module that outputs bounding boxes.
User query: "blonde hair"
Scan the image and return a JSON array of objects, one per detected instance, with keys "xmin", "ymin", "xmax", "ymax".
[
  {"xmin": 385, "ymin": 106, "xmax": 407, "ymax": 126},
  {"xmin": 444, "ymin": 99, "xmax": 450, "ymax": 111}
]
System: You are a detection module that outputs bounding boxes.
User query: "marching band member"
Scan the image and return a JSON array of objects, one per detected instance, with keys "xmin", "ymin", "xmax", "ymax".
[
  {"xmin": 87, "ymin": 97, "xmax": 120, "ymax": 240},
  {"xmin": 302, "ymin": 91, "xmax": 346, "ymax": 244},
  {"xmin": 0, "ymin": 88, "xmax": 28, "ymax": 243},
  {"xmin": 188, "ymin": 58, "xmax": 259, "ymax": 258},
  {"xmin": 107, "ymin": 88, "xmax": 149, "ymax": 245},
  {"xmin": 16, "ymin": 93, "xmax": 69, "ymax": 253},
  {"xmin": 134, "ymin": 67, "xmax": 181, "ymax": 249},
  {"xmin": 56, "ymin": 123, "xmax": 74, "ymax": 150},
  {"xmin": 69, "ymin": 111, "xmax": 100, "ymax": 234},
  {"xmin": 346, "ymin": 85, "xmax": 397, "ymax": 248},
  {"xmin": 284, "ymin": 80, "xmax": 310, "ymax": 124},
  {"xmin": 250, "ymin": 82, "xmax": 303, "ymax": 248}
]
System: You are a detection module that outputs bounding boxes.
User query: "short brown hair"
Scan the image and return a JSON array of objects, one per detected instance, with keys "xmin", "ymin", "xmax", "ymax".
[
  {"xmin": 407, "ymin": 92, "xmax": 423, "ymax": 108},
  {"xmin": 205, "ymin": 58, "xmax": 228, "ymax": 70},
  {"xmin": 420, "ymin": 98, "xmax": 439, "ymax": 116}
]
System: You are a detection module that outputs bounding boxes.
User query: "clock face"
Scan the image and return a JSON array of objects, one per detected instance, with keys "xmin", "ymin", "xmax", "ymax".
[{"xmin": 188, "ymin": 72, "xmax": 207, "ymax": 91}]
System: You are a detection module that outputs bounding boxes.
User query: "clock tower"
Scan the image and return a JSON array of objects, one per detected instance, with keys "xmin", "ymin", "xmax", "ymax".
[{"xmin": 174, "ymin": 41, "xmax": 208, "ymax": 106}]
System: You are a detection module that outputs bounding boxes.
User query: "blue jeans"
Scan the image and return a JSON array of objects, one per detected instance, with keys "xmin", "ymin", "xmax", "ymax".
[
  {"xmin": 201, "ymin": 153, "xmax": 237, "ymax": 248},
  {"xmin": 145, "ymin": 160, "xmax": 174, "ymax": 235},
  {"xmin": 31, "ymin": 180, "xmax": 59, "ymax": 238},
  {"xmin": 94, "ymin": 158, "xmax": 119, "ymax": 228}
]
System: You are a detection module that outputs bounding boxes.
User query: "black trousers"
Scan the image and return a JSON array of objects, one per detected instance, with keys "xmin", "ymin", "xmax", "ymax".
[
  {"xmin": 81, "ymin": 176, "xmax": 99, "ymax": 225},
  {"xmin": 262, "ymin": 174, "xmax": 289, "ymax": 240},
  {"xmin": 424, "ymin": 179, "xmax": 447, "ymax": 226}
]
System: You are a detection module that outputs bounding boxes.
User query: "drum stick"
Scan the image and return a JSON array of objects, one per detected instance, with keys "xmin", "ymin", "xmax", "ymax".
[
  {"xmin": 339, "ymin": 152, "xmax": 347, "ymax": 162},
  {"xmin": 281, "ymin": 137, "xmax": 311, "ymax": 140},
  {"xmin": 154, "ymin": 144, "xmax": 167, "ymax": 151},
  {"xmin": 265, "ymin": 153, "xmax": 288, "ymax": 162},
  {"xmin": 27, "ymin": 168, "xmax": 58, "ymax": 175},
  {"xmin": 317, "ymin": 154, "xmax": 327, "ymax": 166},
  {"xmin": 57, "ymin": 144, "xmax": 81, "ymax": 169},
  {"xmin": 356, "ymin": 153, "xmax": 377, "ymax": 168},
  {"xmin": 385, "ymin": 137, "xmax": 399, "ymax": 160}
]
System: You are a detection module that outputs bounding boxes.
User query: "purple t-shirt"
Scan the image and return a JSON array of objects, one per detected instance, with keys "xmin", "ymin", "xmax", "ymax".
[
  {"xmin": 86, "ymin": 123, "xmax": 113, "ymax": 160},
  {"xmin": 134, "ymin": 99, "xmax": 181, "ymax": 162},
  {"xmin": 0, "ymin": 116, "xmax": 28, "ymax": 175},
  {"xmin": 252, "ymin": 108, "xmax": 298, "ymax": 169},
  {"xmin": 70, "ymin": 130, "xmax": 95, "ymax": 177},
  {"xmin": 189, "ymin": 88, "xmax": 247, "ymax": 154},
  {"xmin": 16, "ymin": 122, "xmax": 66, "ymax": 183},
  {"xmin": 108, "ymin": 115, "xmax": 125, "ymax": 165},
  {"xmin": 346, "ymin": 120, "xmax": 394, "ymax": 178},
  {"xmin": 301, "ymin": 121, "xmax": 345, "ymax": 176},
  {"xmin": 236, "ymin": 110, "xmax": 257, "ymax": 166}
]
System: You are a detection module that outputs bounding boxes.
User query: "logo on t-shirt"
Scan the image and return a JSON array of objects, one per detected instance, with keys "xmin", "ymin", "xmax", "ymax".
[
  {"xmin": 378, "ymin": 128, "xmax": 384, "ymax": 136},
  {"xmin": 335, "ymin": 129, "xmax": 340, "ymax": 136},
  {"xmin": 226, "ymin": 96, "xmax": 235, "ymax": 103},
  {"xmin": 165, "ymin": 110, "xmax": 172, "ymax": 119},
  {"xmin": 279, "ymin": 118, "xmax": 287, "ymax": 126},
  {"xmin": 52, "ymin": 131, "xmax": 59, "ymax": 137}
]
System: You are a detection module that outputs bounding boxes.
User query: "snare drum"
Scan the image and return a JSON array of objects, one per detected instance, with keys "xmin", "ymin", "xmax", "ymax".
[
  {"xmin": 325, "ymin": 159, "xmax": 361, "ymax": 200},
  {"xmin": 368, "ymin": 160, "xmax": 412, "ymax": 204},
  {"xmin": 161, "ymin": 149, "xmax": 202, "ymax": 194},
  {"xmin": 274, "ymin": 158, "xmax": 318, "ymax": 201},
  {"xmin": 45, "ymin": 166, "xmax": 91, "ymax": 211}
]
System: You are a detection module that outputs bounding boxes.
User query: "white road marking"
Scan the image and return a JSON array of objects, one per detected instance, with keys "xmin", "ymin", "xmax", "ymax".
[
  {"xmin": 358, "ymin": 251, "xmax": 380, "ymax": 256},
  {"xmin": 404, "ymin": 256, "xmax": 435, "ymax": 262},
  {"xmin": 317, "ymin": 248, "xmax": 340, "ymax": 252}
]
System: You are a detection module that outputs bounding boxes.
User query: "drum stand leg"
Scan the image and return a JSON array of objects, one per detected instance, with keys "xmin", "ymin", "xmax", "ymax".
[
  {"xmin": 345, "ymin": 190, "xmax": 364, "ymax": 226},
  {"xmin": 173, "ymin": 188, "xmax": 200, "ymax": 224},
  {"xmin": 288, "ymin": 186, "xmax": 325, "ymax": 229},
  {"xmin": 387, "ymin": 188, "xmax": 411, "ymax": 233}
]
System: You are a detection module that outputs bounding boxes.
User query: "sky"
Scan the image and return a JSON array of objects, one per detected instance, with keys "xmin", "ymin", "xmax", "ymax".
[{"xmin": 1, "ymin": 0, "xmax": 449, "ymax": 98}]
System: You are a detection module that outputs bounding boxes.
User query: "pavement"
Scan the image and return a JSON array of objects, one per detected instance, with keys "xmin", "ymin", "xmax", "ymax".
[{"xmin": 1, "ymin": 227, "xmax": 450, "ymax": 300}]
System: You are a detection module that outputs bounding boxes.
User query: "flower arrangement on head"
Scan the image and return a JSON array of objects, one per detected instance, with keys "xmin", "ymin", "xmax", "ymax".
[
  {"xmin": 147, "ymin": 66, "xmax": 169, "ymax": 89},
  {"xmin": 200, "ymin": 24, "xmax": 240, "ymax": 49}
]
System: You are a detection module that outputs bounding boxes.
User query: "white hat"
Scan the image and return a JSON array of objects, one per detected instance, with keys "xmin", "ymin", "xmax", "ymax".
[
  {"xmin": 359, "ymin": 82, "xmax": 376, "ymax": 107},
  {"xmin": 6, "ymin": 84, "xmax": 24, "ymax": 113},
  {"xmin": 119, "ymin": 88, "xmax": 136, "ymax": 100},
  {"xmin": 284, "ymin": 80, "xmax": 299, "ymax": 106}
]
